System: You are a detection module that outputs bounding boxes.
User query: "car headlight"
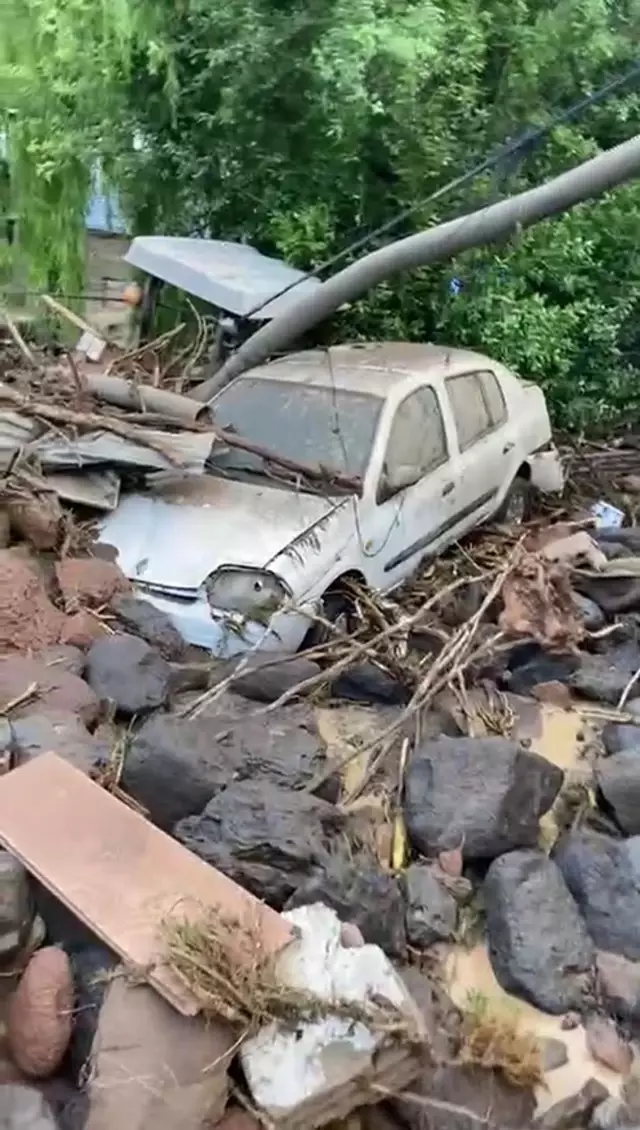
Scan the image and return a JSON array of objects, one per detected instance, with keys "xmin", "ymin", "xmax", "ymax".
[{"xmin": 204, "ymin": 567, "xmax": 290, "ymax": 619}]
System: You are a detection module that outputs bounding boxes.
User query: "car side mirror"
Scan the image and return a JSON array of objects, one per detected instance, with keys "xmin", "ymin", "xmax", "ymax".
[{"xmin": 379, "ymin": 463, "xmax": 423, "ymax": 502}]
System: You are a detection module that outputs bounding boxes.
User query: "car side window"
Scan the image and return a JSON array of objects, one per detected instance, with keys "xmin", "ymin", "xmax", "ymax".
[
  {"xmin": 480, "ymin": 370, "xmax": 508, "ymax": 427},
  {"xmin": 379, "ymin": 386, "xmax": 448, "ymax": 499},
  {"xmin": 446, "ymin": 371, "xmax": 504, "ymax": 451}
]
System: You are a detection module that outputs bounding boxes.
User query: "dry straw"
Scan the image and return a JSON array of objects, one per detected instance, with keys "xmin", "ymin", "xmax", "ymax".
[{"xmin": 162, "ymin": 908, "xmax": 426, "ymax": 1045}]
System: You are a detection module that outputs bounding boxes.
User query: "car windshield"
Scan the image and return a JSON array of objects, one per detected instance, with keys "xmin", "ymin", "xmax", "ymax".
[{"xmin": 209, "ymin": 376, "xmax": 383, "ymax": 484}]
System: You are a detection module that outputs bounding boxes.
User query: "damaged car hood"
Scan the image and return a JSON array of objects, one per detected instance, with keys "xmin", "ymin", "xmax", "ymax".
[{"xmin": 98, "ymin": 475, "xmax": 345, "ymax": 590}]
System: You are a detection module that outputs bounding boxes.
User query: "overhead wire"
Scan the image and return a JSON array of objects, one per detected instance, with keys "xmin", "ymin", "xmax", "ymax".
[{"xmin": 241, "ymin": 59, "xmax": 640, "ymax": 323}]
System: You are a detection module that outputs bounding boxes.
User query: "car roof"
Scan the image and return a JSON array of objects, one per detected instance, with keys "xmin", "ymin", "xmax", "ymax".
[{"xmin": 237, "ymin": 342, "xmax": 502, "ymax": 397}]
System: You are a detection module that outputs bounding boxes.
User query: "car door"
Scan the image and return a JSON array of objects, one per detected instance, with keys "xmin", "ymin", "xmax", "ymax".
[
  {"xmin": 368, "ymin": 385, "xmax": 460, "ymax": 589},
  {"xmin": 444, "ymin": 370, "xmax": 513, "ymax": 526}
]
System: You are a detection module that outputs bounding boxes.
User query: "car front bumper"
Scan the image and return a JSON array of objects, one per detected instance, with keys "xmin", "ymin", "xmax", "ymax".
[{"xmin": 131, "ymin": 584, "xmax": 311, "ymax": 656}]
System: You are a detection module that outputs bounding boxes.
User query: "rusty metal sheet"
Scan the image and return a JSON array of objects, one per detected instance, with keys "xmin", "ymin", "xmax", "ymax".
[{"xmin": 0, "ymin": 753, "xmax": 292, "ymax": 1015}]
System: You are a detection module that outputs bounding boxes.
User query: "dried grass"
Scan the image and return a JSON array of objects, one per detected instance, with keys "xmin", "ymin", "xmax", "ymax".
[
  {"xmin": 162, "ymin": 908, "xmax": 424, "ymax": 1044},
  {"xmin": 458, "ymin": 991, "xmax": 543, "ymax": 1089}
]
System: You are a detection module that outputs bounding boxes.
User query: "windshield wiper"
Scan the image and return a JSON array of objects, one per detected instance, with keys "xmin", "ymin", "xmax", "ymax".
[{"xmin": 211, "ymin": 422, "xmax": 362, "ymax": 493}]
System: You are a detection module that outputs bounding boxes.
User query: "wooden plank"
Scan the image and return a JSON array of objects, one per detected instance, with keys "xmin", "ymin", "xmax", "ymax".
[{"xmin": 0, "ymin": 753, "xmax": 292, "ymax": 1015}]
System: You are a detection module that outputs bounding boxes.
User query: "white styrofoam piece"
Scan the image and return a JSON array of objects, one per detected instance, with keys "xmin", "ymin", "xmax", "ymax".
[{"xmin": 240, "ymin": 903, "xmax": 419, "ymax": 1120}]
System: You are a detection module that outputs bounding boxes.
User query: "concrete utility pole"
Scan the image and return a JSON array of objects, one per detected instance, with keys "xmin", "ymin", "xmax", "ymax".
[{"xmin": 191, "ymin": 133, "xmax": 640, "ymax": 402}]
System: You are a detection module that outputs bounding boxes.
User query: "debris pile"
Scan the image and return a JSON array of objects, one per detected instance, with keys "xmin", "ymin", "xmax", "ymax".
[{"xmin": 4, "ymin": 324, "xmax": 640, "ymax": 1130}]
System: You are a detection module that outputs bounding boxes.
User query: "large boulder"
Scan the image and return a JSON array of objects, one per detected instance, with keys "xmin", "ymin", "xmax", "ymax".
[
  {"xmin": 553, "ymin": 831, "xmax": 640, "ymax": 960},
  {"xmin": 404, "ymin": 736, "xmax": 563, "ymax": 860},
  {"xmin": 0, "ymin": 656, "xmax": 99, "ymax": 727},
  {"xmin": 484, "ymin": 850, "xmax": 593, "ymax": 1013},
  {"xmin": 122, "ymin": 713, "xmax": 240, "ymax": 830},
  {"xmin": 286, "ymin": 853, "xmax": 407, "ymax": 957},
  {"xmin": 596, "ymin": 753, "xmax": 640, "ymax": 834},
  {"xmin": 110, "ymin": 595, "xmax": 187, "ymax": 660},
  {"xmin": 123, "ymin": 702, "xmax": 337, "ymax": 831},
  {"xmin": 85, "ymin": 633, "xmax": 172, "ymax": 717},
  {"xmin": 174, "ymin": 780, "xmax": 343, "ymax": 907}
]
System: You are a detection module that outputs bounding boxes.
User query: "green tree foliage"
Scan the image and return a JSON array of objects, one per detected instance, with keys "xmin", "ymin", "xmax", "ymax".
[{"xmin": 1, "ymin": 0, "xmax": 639, "ymax": 429}]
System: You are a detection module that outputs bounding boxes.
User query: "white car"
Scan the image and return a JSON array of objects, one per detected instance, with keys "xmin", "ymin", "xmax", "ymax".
[{"xmin": 99, "ymin": 342, "xmax": 564, "ymax": 655}]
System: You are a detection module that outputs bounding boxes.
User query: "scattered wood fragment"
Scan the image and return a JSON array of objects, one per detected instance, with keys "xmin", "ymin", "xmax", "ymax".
[
  {"xmin": 41, "ymin": 294, "xmax": 112, "ymax": 346},
  {"xmin": 0, "ymin": 308, "xmax": 43, "ymax": 373},
  {"xmin": 0, "ymin": 382, "xmax": 191, "ymax": 466},
  {"xmin": 0, "ymin": 681, "xmax": 39, "ymax": 715}
]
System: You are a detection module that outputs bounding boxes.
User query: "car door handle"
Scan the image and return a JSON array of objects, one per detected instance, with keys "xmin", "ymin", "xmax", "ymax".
[
  {"xmin": 503, "ymin": 442, "xmax": 515, "ymax": 454},
  {"xmin": 442, "ymin": 482, "xmax": 455, "ymax": 496}
]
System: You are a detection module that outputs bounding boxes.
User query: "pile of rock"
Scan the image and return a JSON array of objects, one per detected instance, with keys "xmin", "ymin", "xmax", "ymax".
[{"xmin": 3, "ymin": 522, "xmax": 640, "ymax": 1130}]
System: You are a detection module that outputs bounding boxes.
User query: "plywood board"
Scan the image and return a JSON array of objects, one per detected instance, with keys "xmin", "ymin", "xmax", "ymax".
[{"xmin": 0, "ymin": 753, "xmax": 292, "ymax": 1015}]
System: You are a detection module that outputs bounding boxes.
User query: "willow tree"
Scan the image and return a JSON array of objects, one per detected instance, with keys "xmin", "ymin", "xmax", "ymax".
[{"xmin": 0, "ymin": 0, "xmax": 172, "ymax": 291}]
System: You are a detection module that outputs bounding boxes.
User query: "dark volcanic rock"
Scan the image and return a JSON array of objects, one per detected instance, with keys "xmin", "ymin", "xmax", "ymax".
[
  {"xmin": 229, "ymin": 702, "xmax": 339, "ymax": 801},
  {"xmin": 123, "ymin": 713, "xmax": 239, "ymax": 830},
  {"xmin": 534, "ymin": 1079, "xmax": 609, "ymax": 1130},
  {"xmin": 286, "ymin": 853, "xmax": 407, "ymax": 956},
  {"xmin": 403, "ymin": 864, "xmax": 457, "ymax": 948},
  {"xmin": 504, "ymin": 645, "xmax": 579, "ymax": 696},
  {"xmin": 573, "ymin": 594, "xmax": 606, "ymax": 632},
  {"xmin": 574, "ymin": 573, "xmax": 640, "ymax": 616},
  {"xmin": 110, "ymin": 595, "xmax": 186, "ymax": 660},
  {"xmin": 602, "ymin": 722, "xmax": 640, "ymax": 757},
  {"xmin": 223, "ymin": 653, "xmax": 322, "ymax": 704},
  {"xmin": 331, "ymin": 662, "xmax": 410, "ymax": 705},
  {"xmin": 484, "ymin": 850, "xmax": 593, "ymax": 1013},
  {"xmin": 569, "ymin": 643, "xmax": 640, "ymax": 706},
  {"xmin": 124, "ymin": 702, "xmax": 338, "ymax": 831},
  {"xmin": 174, "ymin": 780, "xmax": 342, "ymax": 907},
  {"xmin": 66, "ymin": 944, "xmax": 116, "ymax": 1086},
  {"xmin": 404, "ymin": 736, "xmax": 563, "ymax": 860},
  {"xmin": 553, "ymin": 831, "xmax": 640, "ymax": 961},
  {"xmin": 596, "ymin": 753, "xmax": 640, "ymax": 834},
  {"xmin": 392, "ymin": 1062, "xmax": 536, "ymax": 1130},
  {"xmin": 36, "ymin": 1080, "xmax": 88, "ymax": 1130},
  {"xmin": 85, "ymin": 632, "xmax": 172, "ymax": 717},
  {"xmin": 595, "ymin": 526, "xmax": 640, "ymax": 553}
]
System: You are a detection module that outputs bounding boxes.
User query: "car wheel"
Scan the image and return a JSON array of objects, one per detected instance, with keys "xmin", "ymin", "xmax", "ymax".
[
  {"xmin": 494, "ymin": 477, "xmax": 530, "ymax": 526},
  {"xmin": 302, "ymin": 589, "xmax": 353, "ymax": 651}
]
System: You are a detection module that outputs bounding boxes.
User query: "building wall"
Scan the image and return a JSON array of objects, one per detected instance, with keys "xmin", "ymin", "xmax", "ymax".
[{"xmin": 85, "ymin": 232, "xmax": 133, "ymax": 344}]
